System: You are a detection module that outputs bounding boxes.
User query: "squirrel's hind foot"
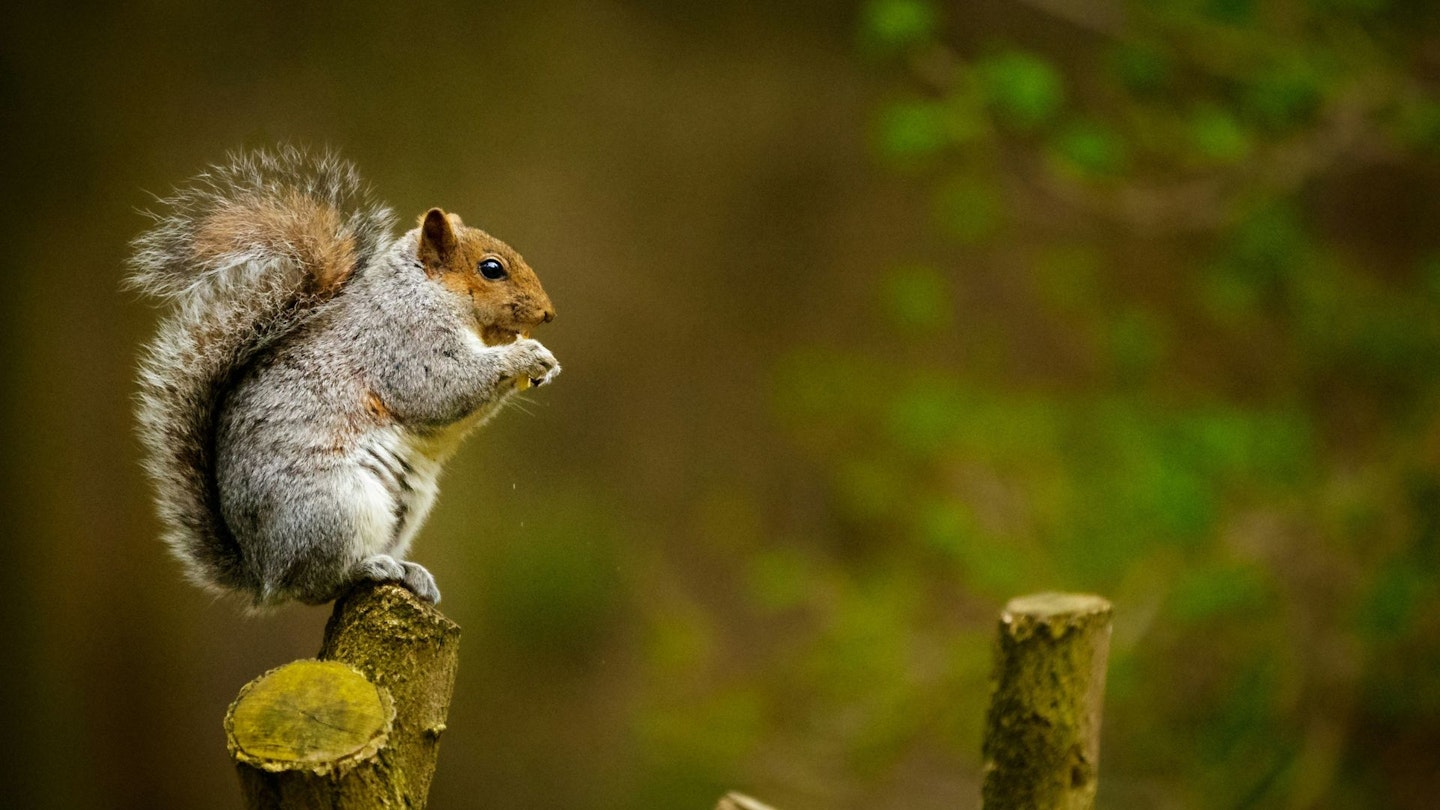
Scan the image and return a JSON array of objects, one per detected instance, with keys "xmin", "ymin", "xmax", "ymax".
[{"xmin": 355, "ymin": 554, "xmax": 441, "ymax": 604}]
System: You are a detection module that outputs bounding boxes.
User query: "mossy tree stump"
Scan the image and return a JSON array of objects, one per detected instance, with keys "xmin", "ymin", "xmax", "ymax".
[
  {"xmin": 225, "ymin": 582, "xmax": 461, "ymax": 809},
  {"xmin": 981, "ymin": 592, "xmax": 1113, "ymax": 810}
]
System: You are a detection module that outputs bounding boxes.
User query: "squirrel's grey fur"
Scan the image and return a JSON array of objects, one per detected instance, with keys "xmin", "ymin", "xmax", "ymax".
[{"xmin": 130, "ymin": 147, "xmax": 558, "ymax": 607}]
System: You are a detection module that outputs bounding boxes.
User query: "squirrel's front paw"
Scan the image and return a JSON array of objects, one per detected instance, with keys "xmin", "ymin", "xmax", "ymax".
[{"xmin": 506, "ymin": 338, "xmax": 561, "ymax": 389}]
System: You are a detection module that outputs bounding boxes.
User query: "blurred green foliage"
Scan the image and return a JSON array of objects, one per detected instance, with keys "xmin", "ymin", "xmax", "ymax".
[
  {"xmin": 483, "ymin": 498, "xmax": 626, "ymax": 663},
  {"xmin": 860, "ymin": 0, "xmax": 939, "ymax": 53},
  {"xmin": 977, "ymin": 50, "xmax": 1066, "ymax": 131},
  {"xmin": 761, "ymin": 0, "xmax": 1440, "ymax": 805}
]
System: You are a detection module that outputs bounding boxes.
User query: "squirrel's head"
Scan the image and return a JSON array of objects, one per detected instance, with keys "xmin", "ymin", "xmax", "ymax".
[{"xmin": 416, "ymin": 208, "xmax": 555, "ymax": 345}]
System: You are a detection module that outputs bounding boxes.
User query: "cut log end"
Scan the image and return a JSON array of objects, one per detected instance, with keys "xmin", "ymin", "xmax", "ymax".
[
  {"xmin": 1004, "ymin": 592, "xmax": 1111, "ymax": 619},
  {"xmin": 716, "ymin": 791, "xmax": 778, "ymax": 810},
  {"xmin": 226, "ymin": 660, "xmax": 394, "ymax": 773}
]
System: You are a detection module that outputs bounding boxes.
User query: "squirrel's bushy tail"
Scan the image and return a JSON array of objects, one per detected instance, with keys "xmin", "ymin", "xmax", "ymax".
[{"xmin": 129, "ymin": 147, "xmax": 395, "ymax": 593}]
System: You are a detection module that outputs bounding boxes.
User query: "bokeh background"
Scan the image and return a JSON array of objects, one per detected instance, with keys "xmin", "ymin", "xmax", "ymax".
[{"xmin": 3, "ymin": 0, "xmax": 1439, "ymax": 807}]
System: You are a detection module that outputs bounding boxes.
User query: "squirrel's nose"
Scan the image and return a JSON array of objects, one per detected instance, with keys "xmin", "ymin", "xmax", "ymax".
[{"xmin": 541, "ymin": 308, "xmax": 555, "ymax": 323}]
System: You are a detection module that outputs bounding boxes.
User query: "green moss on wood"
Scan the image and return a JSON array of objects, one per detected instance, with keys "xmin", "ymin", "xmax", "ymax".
[
  {"xmin": 226, "ymin": 582, "xmax": 461, "ymax": 809},
  {"xmin": 982, "ymin": 592, "xmax": 1112, "ymax": 810},
  {"xmin": 227, "ymin": 660, "xmax": 393, "ymax": 770}
]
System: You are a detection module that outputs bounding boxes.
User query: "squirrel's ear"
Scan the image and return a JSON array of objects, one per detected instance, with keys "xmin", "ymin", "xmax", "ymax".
[{"xmin": 418, "ymin": 208, "xmax": 459, "ymax": 271}]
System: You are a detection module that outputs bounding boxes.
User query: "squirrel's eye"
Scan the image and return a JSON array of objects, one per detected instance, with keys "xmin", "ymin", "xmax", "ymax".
[{"xmin": 477, "ymin": 258, "xmax": 507, "ymax": 280}]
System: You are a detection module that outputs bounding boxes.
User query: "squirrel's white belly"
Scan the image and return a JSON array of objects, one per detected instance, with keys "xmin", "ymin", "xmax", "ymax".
[
  {"xmin": 353, "ymin": 428, "xmax": 443, "ymax": 560},
  {"xmin": 350, "ymin": 391, "xmax": 513, "ymax": 560}
]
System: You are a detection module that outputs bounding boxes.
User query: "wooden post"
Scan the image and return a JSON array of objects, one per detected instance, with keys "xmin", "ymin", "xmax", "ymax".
[
  {"xmin": 716, "ymin": 792, "xmax": 778, "ymax": 810},
  {"xmin": 225, "ymin": 582, "xmax": 461, "ymax": 809},
  {"xmin": 981, "ymin": 592, "xmax": 1113, "ymax": 810}
]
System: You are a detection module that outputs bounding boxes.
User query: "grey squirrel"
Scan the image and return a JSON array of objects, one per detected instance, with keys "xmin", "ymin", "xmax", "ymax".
[{"xmin": 129, "ymin": 147, "xmax": 559, "ymax": 607}]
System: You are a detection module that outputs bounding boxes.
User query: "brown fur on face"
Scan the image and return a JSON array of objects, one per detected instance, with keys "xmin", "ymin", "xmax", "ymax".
[
  {"xmin": 196, "ymin": 192, "xmax": 357, "ymax": 292},
  {"xmin": 416, "ymin": 208, "xmax": 555, "ymax": 344}
]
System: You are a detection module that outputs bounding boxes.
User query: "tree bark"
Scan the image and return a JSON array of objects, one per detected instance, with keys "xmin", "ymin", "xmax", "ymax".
[
  {"xmin": 225, "ymin": 582, "xmax": 461, "ymax": 809},
  {"xmin": 981, "ymin": 592, "xmax": 1113, "ymax": 810}
]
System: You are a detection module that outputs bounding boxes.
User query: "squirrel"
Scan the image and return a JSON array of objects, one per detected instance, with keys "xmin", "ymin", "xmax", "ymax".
[{"xmin": 129, "ymin": 147, "xmax": 559, "ymax": 608}]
